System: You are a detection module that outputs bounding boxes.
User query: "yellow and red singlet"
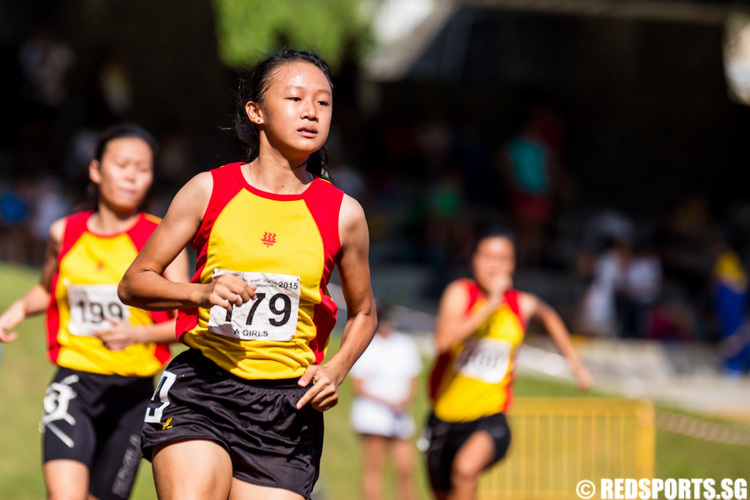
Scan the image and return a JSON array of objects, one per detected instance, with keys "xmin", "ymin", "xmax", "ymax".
[
  {"xmin": 429, "ymin": 280, "xmax": 526, "ymax": 422},
  {"xmin": 176, "ymin": 162, "xmax": 344, "ymax": 380},
  {"xmin": 46, "ymin": 211, "xmax": 172, "ymax": 376}
]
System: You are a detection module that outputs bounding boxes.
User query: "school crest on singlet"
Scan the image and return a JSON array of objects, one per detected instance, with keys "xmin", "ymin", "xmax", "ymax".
[
  {"xmin": 429, "ymin": 280, "xmax": 526, "ymax": 422},
  {"xmin": 177, "ymin": 163, "xmax": 344, "ymax": 380}
]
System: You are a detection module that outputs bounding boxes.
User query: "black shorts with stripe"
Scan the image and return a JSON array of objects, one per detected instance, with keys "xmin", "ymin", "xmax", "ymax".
[
  {"xmin": 42, "ymin": 367, "xmax": 154, "ymax": 500},
  {"xmin": 141, "ymin": 348, "xmax": 324, "ymax": 499},
  {"xmin": 423, "ymin": 411, "xmax": 512, "ymax": 492}
]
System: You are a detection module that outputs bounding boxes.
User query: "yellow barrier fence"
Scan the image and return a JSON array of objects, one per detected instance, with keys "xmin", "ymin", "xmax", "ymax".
[{"xmin": 479, "ymin": 398, "xmax": 656, "ymax": 500}]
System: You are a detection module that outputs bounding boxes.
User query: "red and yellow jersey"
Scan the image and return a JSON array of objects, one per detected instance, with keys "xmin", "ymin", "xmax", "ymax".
[
  {"xmin": 46, "ymin": 211, "xmax": 172, "ymax": 376},
  {"xmin": 176, "ymin": 162, "xmax": 344, "ymax": 380},
  {"xmin": 429, "ymin": 280, "xmax": 526, "ymax": 422}
]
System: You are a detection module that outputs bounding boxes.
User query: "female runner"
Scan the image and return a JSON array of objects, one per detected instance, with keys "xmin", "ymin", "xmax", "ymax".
[
  {"xmin": 118, "ymin": 50, "xmax": 376, "ymax": 500},
  {"xmin": 0, "ymin": 123, "xmax": 188, "ymax": 500},
  {"xmin": 425, "ymin": 228, "xmax": 593, "ymax": 500}
]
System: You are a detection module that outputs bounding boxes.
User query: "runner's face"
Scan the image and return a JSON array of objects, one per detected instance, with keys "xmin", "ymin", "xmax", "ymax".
[
  {"xmin": 252, "ymin": 61, "xmax": 332, "ymax": 161},
  {"xmin": 472, "ymin": 236, "xmax": 516, "ymax": 289},
  {"xmin": 91, "ymin": 137, "xmax": 153, "ymax": 214}
]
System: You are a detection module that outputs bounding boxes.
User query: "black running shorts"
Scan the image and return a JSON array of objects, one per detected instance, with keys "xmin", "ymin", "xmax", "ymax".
[
  {"xmin": 423, "ymin": 411, "xmax": 512, "ymax": 492},
  {"xmin": 42, "ymin": 367, "xmax": 154, "ymax": 500},
  {"xmin": 141, "ymin": 348, "xmax": 324, "ymax": 499}
]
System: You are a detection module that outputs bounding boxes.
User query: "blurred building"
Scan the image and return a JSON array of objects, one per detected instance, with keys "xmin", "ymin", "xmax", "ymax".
[{"xmin": 362, "ymin": 0, "xmax": 750, "ymax": 218}]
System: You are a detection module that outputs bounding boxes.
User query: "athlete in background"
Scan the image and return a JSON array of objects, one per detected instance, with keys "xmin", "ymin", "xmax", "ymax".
[
  {"xmin": 350, "ymin": 303, "xmax": 422, "ymax": 500},
  {"xmin": 118, "ymin": 49, "xmax": 376, "ymax": 500},
  {"xmin": 0, "ymin": 123, "xmax": 188, "ymax": 500},
  {"xmin": 425, "ymin": 228, "xmax": 593, "ymax": 500}
]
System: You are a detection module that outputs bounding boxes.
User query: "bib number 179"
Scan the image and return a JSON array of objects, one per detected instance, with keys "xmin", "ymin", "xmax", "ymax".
[
  {"xmin": 207, "ymin": 270, "xmax": 301, "ymax": 341},
  {"xmin": 224, "ymin": 292, "xmax": 292, "ymax": 327}
]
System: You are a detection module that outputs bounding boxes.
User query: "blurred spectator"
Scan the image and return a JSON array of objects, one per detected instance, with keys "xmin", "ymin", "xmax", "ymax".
[
  {"xmin": 0, "ymin": 177, "xmax": 35, "ymax": 264},
  {"xmin": 495, "ymin": 102, "xmax": 565, "ymax": 267},
  {"xmin": 452, "ymin": 112, "xmax": 494, "ymax": 208},
  {"xmin": 18, "ymin": 21, "xmax": 73, "ymax": 108},
  {"xmin": 423, "ymin": 167, "xmax": 470, "ymax": 296},
  {"xmin": 349, "ymin": 305, "xmax": 422, "ymax": 500},
  {"xmin": 658, "ymin": 191, "xmax": 717, "ymax": 311},
  {"xmin": 618, "ymin": 236, "xmax": 663, "ymax": 339},
  {"xmin": 17, "ymin": 19, "xmax": 74, "ymax": 173},
  {"xmin": 574, "ymin": 210, "xmax": 634, "ymax": 337},
  {"xmin": 575, "ymin": 237, "xmax": 629, "ymax": 337},
  {"xmin": 645, "ymin": 297, "xmax": 696, "ymax": 342},
  {"xmin": 61, "ymin": 125, "xmax": 99, "ymax": 189},
  {"xmin": 29, "ymin": 174, "xmax": 71, "ymax": 265},
  {"xmin": 711, "ymin": 243, "xmax": 750, "ymax": 377},
  {"xmin": 581, "ymin": 209, "xmax": 635, "ymax": 251},
  {"xmin": 96, "ymin": 48, "xmax": 133, "ymax": 122},
  {"xmin": 414, "ymin": 112, "xmax": 453, "ymax": 176}
]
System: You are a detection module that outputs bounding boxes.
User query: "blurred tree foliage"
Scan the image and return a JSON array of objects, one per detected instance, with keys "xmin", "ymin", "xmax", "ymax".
[{"xmin": 214, "ymin": 0, "xmax": 373, "ymax": 70}]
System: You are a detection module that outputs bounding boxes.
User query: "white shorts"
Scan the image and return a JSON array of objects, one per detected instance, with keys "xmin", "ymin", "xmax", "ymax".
[{"xmin": 350, "ymin": 398, "xmax": 415, "ymax": 439}]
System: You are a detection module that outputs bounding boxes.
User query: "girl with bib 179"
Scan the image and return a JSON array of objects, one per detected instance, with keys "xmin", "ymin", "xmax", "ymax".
[{"xmin": 118, "ymin": 50, "xmax": 377, "ymax": 500}]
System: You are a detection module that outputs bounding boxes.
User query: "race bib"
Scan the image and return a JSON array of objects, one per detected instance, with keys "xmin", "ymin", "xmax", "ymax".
[
  {"xmin": 207, "ymin": 270, "xmax": 301, "ymax": 341},
  {"xmin": 455, "ymin": 338, "xmax": 513, "ymax": 384},
  {"xmin": 66, "ymin": 284, "xmax": 130, "ymax": 336}
]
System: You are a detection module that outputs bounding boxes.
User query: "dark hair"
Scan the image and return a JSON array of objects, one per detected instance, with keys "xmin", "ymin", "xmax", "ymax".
[
  {"xmin": 94, "ymin": 123, "xmax": 158, "ymax": 162},
  {"xmin": 233, "ymin": 49, "xmax": 334, "ymax": 181},
  {"xmin": 470, "ymin": 225, "xmax": 517, "ymax": 256},
  {"xmin": 81, "ymin": 123, "xmax": 157, "ymax": 212}
]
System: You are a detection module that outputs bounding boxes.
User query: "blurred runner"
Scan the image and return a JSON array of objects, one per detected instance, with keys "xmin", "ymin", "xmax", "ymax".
[
  {"xmin": 424, "ymin": 227, "xmax": 593, "ymax": 500},
  {"xmin": 0, "ymin": 123, "xmax": 188, "ymax": 500}
]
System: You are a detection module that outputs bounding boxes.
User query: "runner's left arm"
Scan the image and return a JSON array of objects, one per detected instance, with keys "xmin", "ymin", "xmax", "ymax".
[
  {"xmin": 521, "ymin": 292, "xmax": 593, "ymax": 390},
  {"xmin": 297, "ymin": 194, "xmax": 377, "ymax": 411}
]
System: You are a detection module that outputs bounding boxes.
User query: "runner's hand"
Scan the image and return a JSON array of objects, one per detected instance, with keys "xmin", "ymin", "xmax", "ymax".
[
  {"xmin": 0, "ymin": 301, "xmax": 25, "ymax": 343},
  {"xmin": 573, "ymin": 363, "xmax": 594, "ymax": 391},
  {"xmin": 197, "ymin": 274, "xmax": 256, "ymax": 312},
  {"xmin": 296, "ymin": 364, "xmax": 342, "ymax": 412},
  {"xmin": 487, "ymin": 274, "xmax": 513, "ymax": 304},
  {"xmin": 93, "ymin": 319, "xmax": 144, "ymax": 351}
]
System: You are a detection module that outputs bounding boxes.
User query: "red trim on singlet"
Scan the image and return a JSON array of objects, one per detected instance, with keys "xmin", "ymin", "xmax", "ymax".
[
  {"xmin": 499, "ymin": 289, "xmax": 523, "ymax": 412},
  {"xmin": 304, "ymin": 181, "xmax": 344, "ymax": 363},
  {"xmin": 503, "ymin": 372, "xmax": 516, "ymax": 412},
  {"xmin": 176, "ymin": 164, "xmax": 245, "ymax": 340},
  {"xmin": 428, "ymin": 352, "xmax": 450, "ymax": 401},
  {"xmin": 46, "ymin": 211, "xmax": 92, "ymax": 363},
  {"xmin": 234, "ymin": 162, "xmax": 322, "ymax": 202},
  {"xmin": 503, "ymin": 289, "xmax": 524, "ymax": 330},
  {"xmin": 124, "ymin": 214, "xmax": 174, "ymax": 331},
  {"xmin": 191, "ymin": 164, "xmax": 245, "ymax": 277},
  {"xmin": 126, "ymin": 213, "xmax": 156, "ymax": 249},
  {"xmin": 427, "ymin": 280, "xmax": 525, "ymax": 403}
]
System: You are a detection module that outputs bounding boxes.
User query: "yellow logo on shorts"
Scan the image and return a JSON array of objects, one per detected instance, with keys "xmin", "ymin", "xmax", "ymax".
[{"xmin": 161, "ymin": 417, "xmax": 173, "ymax": 430}]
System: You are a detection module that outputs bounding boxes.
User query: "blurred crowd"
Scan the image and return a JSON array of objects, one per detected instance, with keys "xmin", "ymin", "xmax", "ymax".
[{"xmin": 2, "ymin": 19, "xmax": 749, "ymax": 379}]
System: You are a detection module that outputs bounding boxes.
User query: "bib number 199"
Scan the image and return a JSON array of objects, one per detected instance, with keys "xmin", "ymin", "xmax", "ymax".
[{"xmin": 66, "ymin": 284, "xmax": 130, "ymax": 336}]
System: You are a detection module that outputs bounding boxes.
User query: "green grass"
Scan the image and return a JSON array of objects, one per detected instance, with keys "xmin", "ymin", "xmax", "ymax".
[{"xmin": 0, "ymin": 263, "xmax": 748, "ymax": 500}]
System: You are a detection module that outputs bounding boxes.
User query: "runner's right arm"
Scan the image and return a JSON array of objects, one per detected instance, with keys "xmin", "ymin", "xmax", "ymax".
[{"xmin": 119, "ymin": 172, "xmax": 255, "ymax": 313}]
